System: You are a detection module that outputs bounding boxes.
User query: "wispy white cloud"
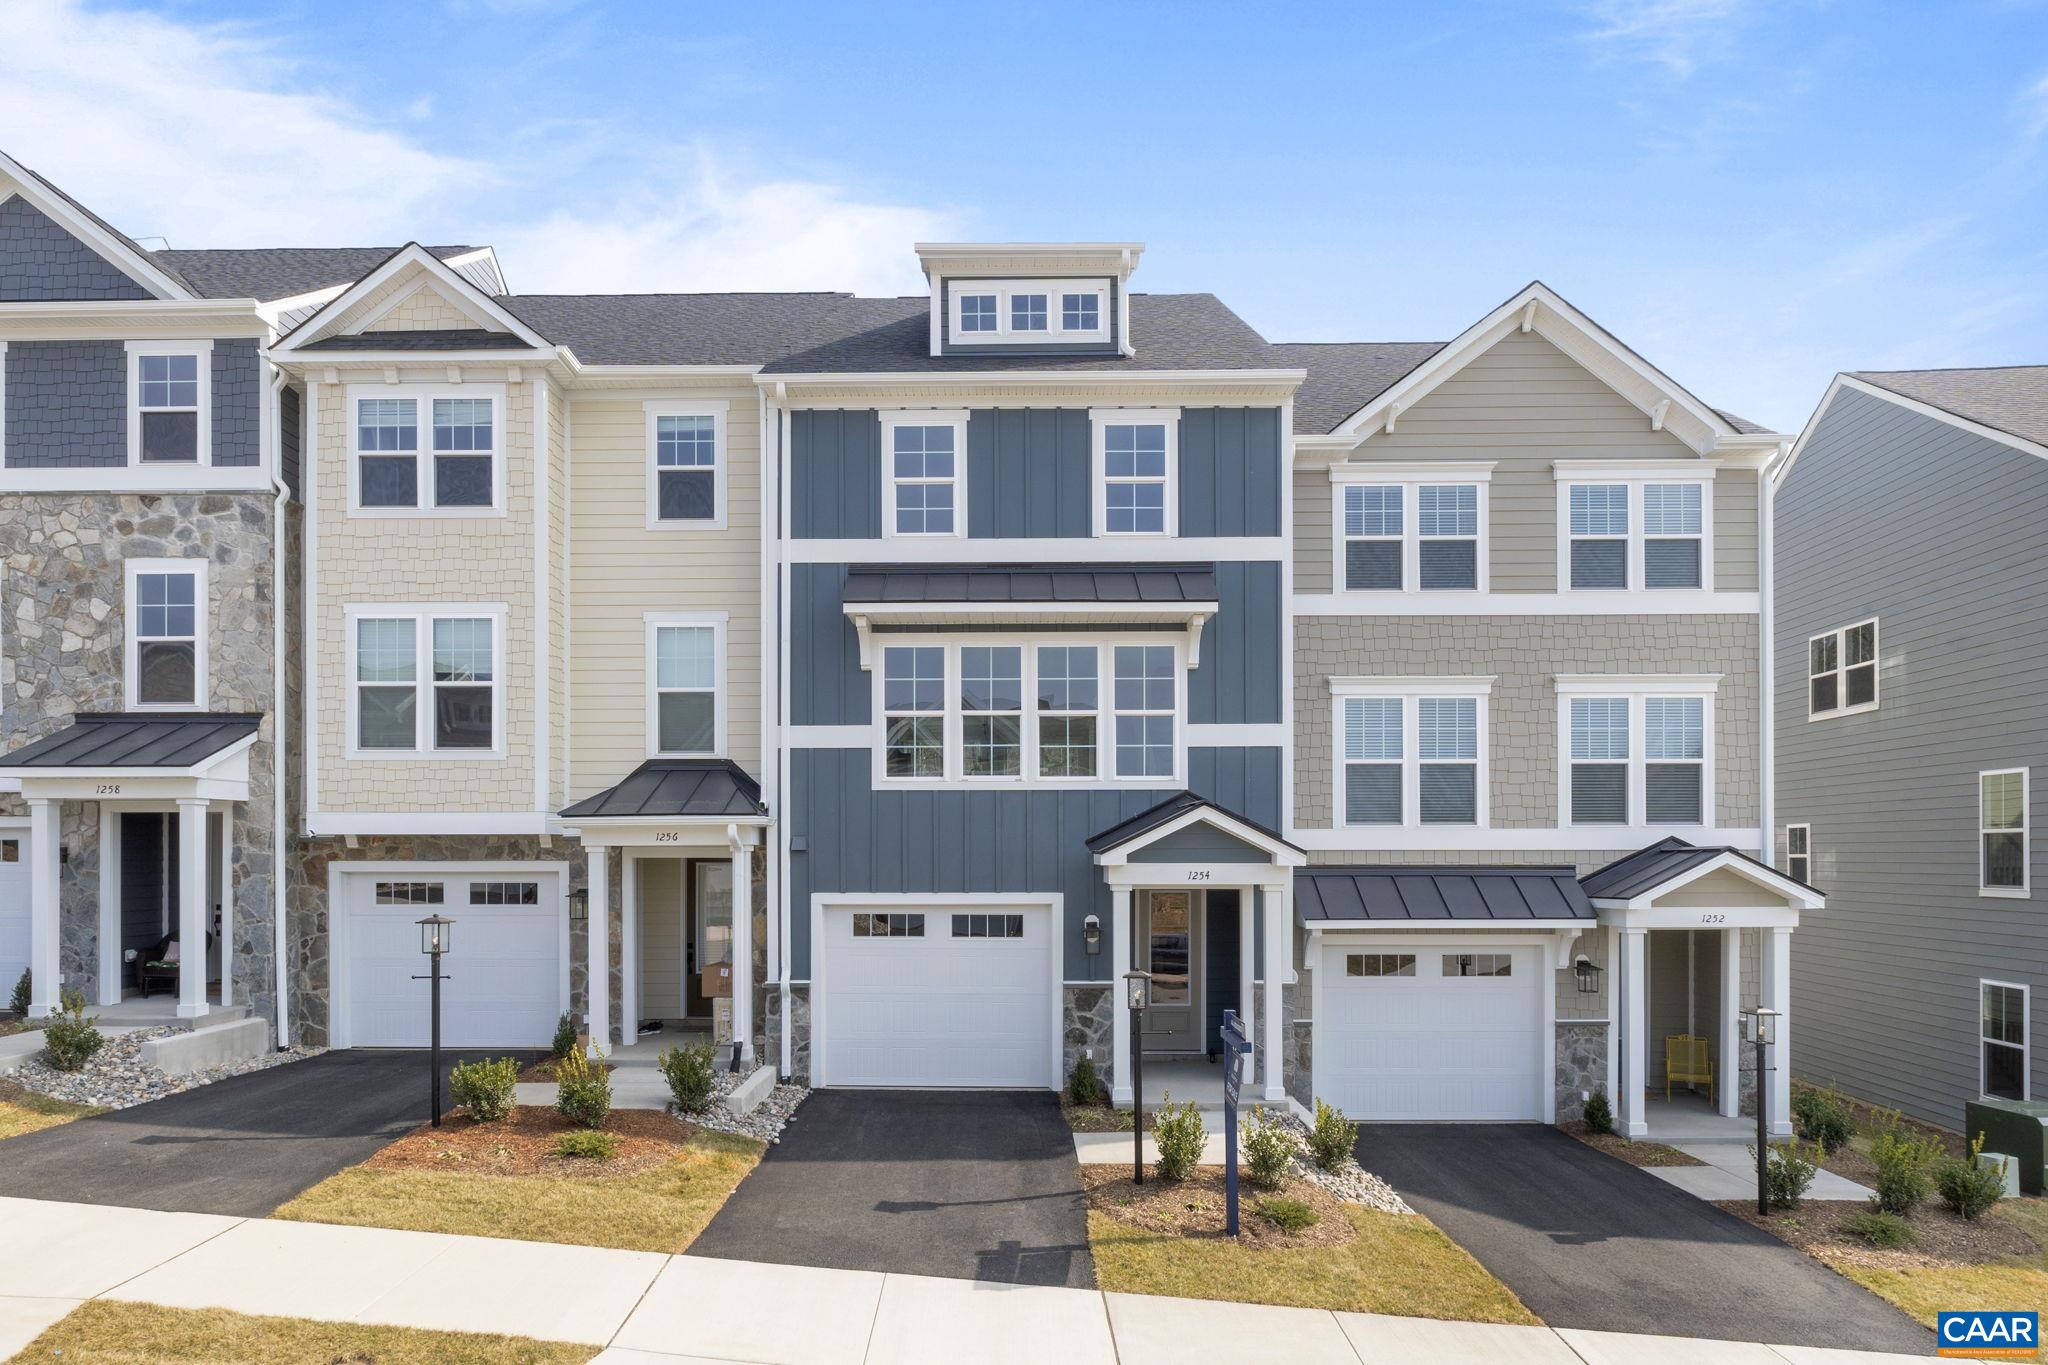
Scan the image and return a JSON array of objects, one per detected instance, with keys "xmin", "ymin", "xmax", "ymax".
[
  {"xmin": 1579, "ymin": 0, "xmax": 1748, "ymax": 78},
  {"xmin": 2022, "ymin": 69, "xmax": 2048, "ymax": 140}
]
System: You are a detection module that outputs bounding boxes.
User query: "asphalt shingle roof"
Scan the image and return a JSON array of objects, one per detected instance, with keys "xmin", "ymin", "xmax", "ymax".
[
  {"xmin": 0, "ymin": 713, "xmax": 261, "ymax": 769},
  {"xmin": 842, "ymin": 563, "xmax": 1218, "ymax": 605},
  {"xmin": 557, "ymin": 759, "xmax": 765, "ymax": 820},
  {"xmin": 299, "ymin": 329, "xmax": 528, "ymax": 352},
  {"xmin": 147, "ymin": 246, "xmax": 479, "ymax": 302},
  {"xmin": 1295, "ymin": 866, "xmax": 1596, "ymax": 923},
  {"xmin": 1850, "ymin": 366, "xmax": 2048, "ymax": 451},
  {"xmin": 1268, "ymin": 342, "xmax": 1444, "ymax": 434}
]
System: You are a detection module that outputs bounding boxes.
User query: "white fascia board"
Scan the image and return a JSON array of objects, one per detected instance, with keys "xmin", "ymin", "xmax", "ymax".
[
  {"xmin": 1615, "ymin": 849, "xmax": 1824, "ymax": 911},
  {"xmin": 1092, "ymin": 805, "xmax": 1305, "ymax": 868},
  {"xmin": 755, "ymin": 368, "xmax": 1305, "ymax": 390},
  {"xmin": 1307, "ymin": 918, "xmax": 1595, "ymax": 934},
  {"xmin": 271, "ymin": 243, "xmax": 552, "ymax": 353},
  {"xmin": 1290, "ymin": 825, "xmax": 1764, "ymax": 852},
  {"xmin": 1292, "ymin": 591, "xmax": 1759, "ymax": 616},
  {"xmin": 1774, "ymin": 373, "xmax": 2048, "ymax": 490},
  {"xmin": 0, "ymin": 159, "xmax": 194, "ymax": 300},
  {"xmin": 1329, "ymin": 461, "xmax": 1496, "ymax": 482},
  {"xmin": 1554, "ymin": 673, "xmax": 1721, "ymax": 694},
  {"xmin": 843, "ymin": 599, "xmax": 1219, "ymax": 622}
]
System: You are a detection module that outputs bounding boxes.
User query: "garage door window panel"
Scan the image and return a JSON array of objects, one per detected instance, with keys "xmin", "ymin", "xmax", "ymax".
[
  {"xmin": 1346, "ymin": 953, "xmax": 1415, "ymax": 977},
  {"xmin": 376, "ymin": 881, "xmax": 443, "ymax": 905},
  {"xmin": 852, "ymin": 913, "xmax": 925, "ymax": 938}
]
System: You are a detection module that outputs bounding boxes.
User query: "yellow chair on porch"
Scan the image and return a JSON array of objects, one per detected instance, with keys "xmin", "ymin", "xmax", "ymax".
[{"xmin": 1665, "ymin": 1035, "xmax": 1713, "ymax": 1102}]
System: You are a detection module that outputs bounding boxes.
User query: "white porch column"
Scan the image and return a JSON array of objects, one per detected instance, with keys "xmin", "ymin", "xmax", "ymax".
[
  {"xmin": 729, "ymin": 830, "xmax": 754, "ymax": 1066},
  {"xmin": 26, "ymin": 798, "xmax": 60, "ymax": 1017},
  {"xmin": 1237, "ymin": 889, "xmax": 1256, "ymax": 1089},
  {"xmin": 175, "ymin": 798, "xmax": 210, "ymax": 1020},
  {"xmin": 1110, "ymin": 886, "xmax": 1132, "ymax": 1106},
  {"xmin": 97, "ymin": 804, "xmax": 120, "ymax": 1005},
  {"xmin": 1262, "ymin": 880, "xmax": 1286, "ymax": 1104},
  {"xmin": 1718, "ymin": 928, "xmax": 1742, "ymax": 1118},
  {"xmin": 1620, "ymin": 927, "xmax": 1648, "ymax": 1138},
  {"xmin": 216, "ymin": 805, "xmax": 234, "ymax": 1009},
  {"xmin": 586, "ymin": 845, "xmax": 611, "ymax": 1058},
  {"xmin": 1764, "ymin": 927, "xmax": 1793, "ymax": 1137},
  {"xmin": 620, "ymin": 854, "xmax": 639, "ymax": 1049}
]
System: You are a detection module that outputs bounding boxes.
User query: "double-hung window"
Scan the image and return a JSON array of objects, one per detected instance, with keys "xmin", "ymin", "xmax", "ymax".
[
  {"xmin": 1334, "ymin": 679, "xmax": 1489, "ymax": 828},
  {"xmin": 648, "ymin": 616, "xmax": 723, "ymax": 756},
  {"xmin": 1560, "ymin": 678, "xmax": 1717, "ymax": 827},
  {"xmin": 882, "ymin": 646, "xmax": 946, "ymax": 778},
  {"xmin": 128, "ymin": 342, "xmax": 208, "ymax": 465},
  {"xmin": 1980, "ymin": 769, "xmax": 2029, "ymax": 896},
  {"xmin": 1342, "ymin": 487, "xmax": 1402, "ymax": 590},
  {"xmin": 352, "ymin": 389, "xmax": 501, "ymax": 513},
  {"xmin": 1642, "ymin": 484, "xmax": 1704, "ymax": 588},
  {"xmin": 349, "ymin": 607, "xmax": 503, "ymax": 756},
  {"xmin": 882, "ymin": 412, "xmax": 966, "ymax": 538},
  {"xmin": 1113, "ymin": 645, "xmax": 1176, "ymax": 778},
  {"xmin": 1341, "ymin": 697, "xmax": 1403, "ymax": 825},
  {"xmin": 960, "ymin": 646, "xmax": 1023, "ymax": 777},
  {"xmin": 1981, "ymin": 981, "xmax": 2030, "ymax": 1100},
  {"xmin": 1644, "ymin": 696, "xmax": 1705, "ymax": 823},
  {"xmin": 1784, "ymin": 824, "xmax": 1811, "ymax": 884},
  {"xmin": 1567, "ymin": 484, "xmax": 1629, "ymax": 589},
  {"xmin": 646, "ymin": 401, "xmax": 726, "ymax": 528},
  {"xmin": 949, "ymin": 278, "xmax": 1111, "ymax": 344},
  {"xmin": 1036, "ymin": 646, "xmax": 1099, "ymax": 778},
  {"xmin": 125, "ymin": 560, "xmax": 206, "ymax": 709},
  {"xmin": 1808, "ymin": 620, "xmax": 1878, "ymax": 718},
  {"xmin": 1568, "ymin": 697, "xmax": 1631, "ymax": 824},
  {"xmin": 1095, "ymin": 411, "xmax": 1176, "ymax": 536},
  {"xmin": 1417, "ymin": 485, "xmax": 1480, "ymax": 590},
  {"xmin": 1557, "ymin": 468, "xmax": 1713, "ymax": 592},
  {"xmin": 1332, "ymin": 466, "xmax": 1490, "ymax": 593}
]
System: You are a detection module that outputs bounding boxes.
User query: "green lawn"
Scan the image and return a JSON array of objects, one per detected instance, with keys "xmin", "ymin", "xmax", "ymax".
[
  {"xmin": 1840, "ymin": 1197, "xmax": 2048, "ymax": 1328},
  {"xmin": 14, "ymin": 1300, "xmax": 595, "ymax": 1364}
]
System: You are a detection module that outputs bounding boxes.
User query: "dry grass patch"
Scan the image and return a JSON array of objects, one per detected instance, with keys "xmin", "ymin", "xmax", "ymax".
[
  {"xmin": 514, "ymin": 1058, "xmax": 615, "ymax": 1084},
  {"xmin": 274, "ymin": 1105, "xmax": 762, "ymax": 1253},
  {"xmin": 0, "ymin": 1074, "xmax": 104, "ymax": 1139},
  {"xmin": 0, "ymin": 1016, "xmax": 42, "ymax": 1038},
  {"xmin": 1062, "ymin": 1099, "xmax": 1134, "ymax": 1132},
  {"xmin": 14, "ymin": 1299, "xmax": 594, "ymax": 1364},
  {"xmin": 1084, "ymin": 1165, "xmax": 1537, "ymax": 1323},
  {"xmin": 1560, "ymin": 1120, "xmax": 1704, "ymax": 1168}
]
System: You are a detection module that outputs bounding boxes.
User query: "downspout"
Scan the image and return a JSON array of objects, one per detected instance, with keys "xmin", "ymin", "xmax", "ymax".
[
  {"xmin": 268, "ymin": 369, "xmax": 291, "ymax": 1050},
  {"xmin": 1759, "ymin": 446, "xmax": 1783, "ymax": 865}
]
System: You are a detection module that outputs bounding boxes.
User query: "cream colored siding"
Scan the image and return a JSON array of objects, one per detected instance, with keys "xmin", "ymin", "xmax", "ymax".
[
  {"xmin": 545, "ymin": 383, "xmax": 569, "ymax": 809},
  {"xmin": 366, "ymin": 285, "xmax": 479, "ymax": 333},
  {"xmin": 568, "ymin": 386, "xmax": 762, "ymax": 799},
  {"xmin": 1655, "ymin": 868, "xmax": 1789, "ymax": 909}
]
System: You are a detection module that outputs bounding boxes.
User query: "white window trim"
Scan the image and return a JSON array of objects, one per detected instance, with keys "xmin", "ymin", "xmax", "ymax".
[
  {"xmin": 879, "ymin": 409, "xmax": 968, "ymax": 540},
  {"xmin": 343, "ymin": 602, "xmax": 509, "ymax": 760},
  {"xmin": 1091, "ymin": 408, "xmax": 1180, "ymax": 539},
  {"xmin": 345, "ymin": 383, "xmax": 507, "ymax": 518},
  {"xmin": 870, "ymin": 633, "xmax": 1186, "ymax": 790},
  {"xmin": 1783, "ymin": 822, "xmax": 1811, "ymax": 884},
  {"xmin": 1328, "ymin": 676, "xmax": 1493, "ymax": 830},
  {"xmin": 644, "ymin": 399, "xmax": 729, "ymax": 532},
  {"xmin": 1981, "ymin": 978, "xmax": 2031, "ymax": 1101},
  {"xmin": 1807, "ymin": 618, "xmax": 1879, "ymax": 720},
  {"xmin": 125, "ymin": 339, "xmax": 213, "ymax": 468},
  {"xmin": 1553, "ymin": 468, "xmax": 1715, "ymax": 593},
  {"xmin": 1555, "ymin": 675, "xmax": 1719, "ymax": 830},
  {"xmin": 645, "ymin": 611, "xmax": 727, "ymax": 758},
  {"xmin": 1328, "ymin": 463, "xmax": 1493, "ymax": 596},
  {"xmin": 123, "ymin": 557, "xmax": 208, "ymax": 712},
  {"xmin": 1979, "ymin": 767, "xmax": 2030, "ymax": 899},
  {"xmin": 948, "ymin": 278, "xmax": 1112, "ymax": 344},
  {"xmin": 0, "ymin": 341, "xmax": 8, "ymax": 468}
]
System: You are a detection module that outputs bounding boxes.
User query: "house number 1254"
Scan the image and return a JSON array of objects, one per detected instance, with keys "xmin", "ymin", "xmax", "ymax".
[{"xmin": 1187, "ymin": 870, "xmax": 1211, "ymax": 882}]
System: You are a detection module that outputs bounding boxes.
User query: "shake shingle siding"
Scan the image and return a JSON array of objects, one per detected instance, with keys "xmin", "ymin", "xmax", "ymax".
[
  {"xmin": 1776, "ymin": 384, "xmax": 2048, "ymax": 1126},
  {"xmin": 0, "ymin": 196, "xmax": 151, "ymax": 301},
  {"xmin": 4, "ymin": 341, "xmax": 127, "ymax": 467},
  {"xmin": 212, "ymin": 338, "xmax": 261, "ymax": 467}
]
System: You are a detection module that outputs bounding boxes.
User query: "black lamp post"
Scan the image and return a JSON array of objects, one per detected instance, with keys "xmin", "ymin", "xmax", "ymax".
[
  {"xmin": 415, "ymin": 914, "xmax": 454, "ymax": 1127},
  {"xmin": 1744, "ymin": 1006, "xmax": 1780, "ymax": 1215},
  {"xmin": 1124, "ymin": 969, "xmax": 1151, "ymax": 1184}
]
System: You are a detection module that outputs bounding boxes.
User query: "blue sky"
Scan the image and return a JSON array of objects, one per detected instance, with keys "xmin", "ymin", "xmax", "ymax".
[{"xmin": 5, "ymin": 0, "xmax": 2046, "ymax": 429}]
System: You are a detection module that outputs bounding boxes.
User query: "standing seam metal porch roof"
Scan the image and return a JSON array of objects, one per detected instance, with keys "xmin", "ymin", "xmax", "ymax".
[
  {"xmin": 1085, "ymin": 791, "xmax": 1299, "ymax": 856},
  {"xmin": 0, "ymin": 713, "xmax": 262, "ymax": 769},
  {"xmin": 557, "ymin": 759, "xmax": 765, "ymax": 820},
  {"xmin": 1294, "ymin": 866, "xmax": 1596, "ymax": 923},
  {"xmin": 1578, "ymin": 837, "xmax": 1814, "ymax": 901},
  {"xmin": 843, "ymin": 564, "xmax": 1217, "ymax": 605}
]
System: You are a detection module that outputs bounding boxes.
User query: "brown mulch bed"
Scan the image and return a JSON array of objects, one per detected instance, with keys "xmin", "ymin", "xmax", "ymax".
[
  {"xmin": 1719, "ymin": 1198, "xmax": 2040, "ymax": 1272},
  {"xmin": 1560, "ymin": 1121, "xmax": 1705, "ymax": 1167},
  {"xmin": 516, "ymin": 1058, "xmax": 616, "ymax": 1083},
  {"xmin": 365, "ymin": 1105, "xmax": 698, "ymax": 1179},
  {"xmin": 1081, "ymin": 1164, "xmax": 1355, "ymax": 1249},
  {"xmin": 1063, "ymin": 1099, "xmax": 1134, "ymax": 1132}
]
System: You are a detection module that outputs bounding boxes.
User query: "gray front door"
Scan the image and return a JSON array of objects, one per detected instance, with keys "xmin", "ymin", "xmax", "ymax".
[{"xmin": 1139, "ymin": 890, "xmax": 1201, "ymax": 1051}]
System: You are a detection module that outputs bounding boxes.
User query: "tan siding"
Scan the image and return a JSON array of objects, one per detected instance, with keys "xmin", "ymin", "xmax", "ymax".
[
  {"xmin": 1713, "ymin": 468, "xmax": 1758, "ymax": 592},
  {"xmin": 1293, "ymin": 469, "xmax": 1332, "ymax": 593},
  {"xmin": 1655, "ymin": 868, "xmax": 1791, "ymax": 909},
  {"xmin": 546, "ymin": 384, "xmax": 569, "ymax": 809},
  {"xmin": 367, "ymin": 284, "xmax": 481, "ymax": 333}
]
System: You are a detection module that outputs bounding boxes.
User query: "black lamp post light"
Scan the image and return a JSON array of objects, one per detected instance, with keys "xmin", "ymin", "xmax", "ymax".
[
  {"xmin": 415, "ymin": 914, "xmax": 454, "ymax": 1128},
  {"xmin": 1124, "ymin": 969, "xmax": 1151, "ymax": 1184},
  {"xmin": 1743, "ymin": 1006, "xmax": 1781, "ymax": 1215}
]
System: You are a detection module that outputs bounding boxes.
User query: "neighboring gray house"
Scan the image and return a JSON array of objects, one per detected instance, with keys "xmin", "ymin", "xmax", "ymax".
[{"xmin": 1775, "ymin": 367, "xmax": 2048, "ymax": 1127}]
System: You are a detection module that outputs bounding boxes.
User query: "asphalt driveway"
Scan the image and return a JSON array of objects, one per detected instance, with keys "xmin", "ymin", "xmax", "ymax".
[
  {"xmin": 0, "ymin": 1049, "xmax": 535, "ymax": 1217},
  {"xmin": 689, "ymin": 1089, "xmax": 1092, "ymax": 1288},
  {"xmin": 1357, "ymin": 1123, "xmax": 1931, "ymax": 1352}
]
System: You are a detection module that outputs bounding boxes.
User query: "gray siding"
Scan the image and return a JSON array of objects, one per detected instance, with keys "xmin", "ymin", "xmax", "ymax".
[
  {"xmin": 789, "ymin": 563, "xmax": 870, "ymax": 726},
  {"xmin": 967, "ymin": 408, "xmax": 1091, "ymax": 537},
  {"xmin": 211, "ymin": 338, "xmax": 260, "ymax": 467},
  {"xmin": 4, "ymin": 341, "xmax": 126, "ymax": 467},
  {"xmin": 1776, "ymin": 385, "xmax": 2048, "ymax": 1127},
  {"xmin": 791, "ymin": 409, "xmax": 880, "ymax": 539},
  {"xmin": 1190, "ymin": 561, "xmax": 1283, "ymax": 724},
  {"xmin": 280, "ymin": 385, "xmax": 302, "ymax": 497},
  {"xmin": 1180, "ymin": 408, "xmax": 1282, "ymax": 536},
  {"xmin": 1128, "ymin": 822, "xmax": 1271, "ymax": 864},
  {"xmin": 0, "ymin": 196, "xmax": 151, "ymax": 301}
]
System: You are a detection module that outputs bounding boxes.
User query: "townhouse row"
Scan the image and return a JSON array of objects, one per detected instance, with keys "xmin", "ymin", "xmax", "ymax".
[{"xmin": 4, "ymin": 150, "xmax": 2022, "ymax": 1139}]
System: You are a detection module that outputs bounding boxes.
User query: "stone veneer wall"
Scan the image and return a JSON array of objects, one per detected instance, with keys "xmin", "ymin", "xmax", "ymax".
[
  {"xmin": 1062, "ymin": 984, "xmax": 1113, "ymax": 1089},
  {"xmin": 0, "ymin": 493, "xmax": 280, "ymax": 1021},
  {"xmin": 1556, "ymin": 1022, "xmax": 1608, "ymax": 1120},
  {"xmin": 766, "ymin": 983, "xmax": 811, "ymax": 1084}
]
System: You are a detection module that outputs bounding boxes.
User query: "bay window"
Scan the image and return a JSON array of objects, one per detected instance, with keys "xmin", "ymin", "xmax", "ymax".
[
  {"xmin": 882, "ymin": 646, "xmax": 946, "ymax": 778},
  {"xmin": 1113, "ymin": 645, "xmax": 1176, "ymax": 778},
  {"xmin": 1036, "ymin": 646, "xmax": 1098, "ymax": 778}
]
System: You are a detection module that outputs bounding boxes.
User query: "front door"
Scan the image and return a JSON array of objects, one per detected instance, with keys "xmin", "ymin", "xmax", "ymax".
[{"xmin": 1139, "ymin": 890, "xmax": 1201, "ymax": 1052}]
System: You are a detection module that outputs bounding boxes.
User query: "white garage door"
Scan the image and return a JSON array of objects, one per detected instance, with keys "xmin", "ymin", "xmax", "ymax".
[
  {"xmin": 0, "ymin": 832, "xmax": 26, "ymax": 1000},
  {"xmin": 1319, "ymin": 944, "xmax": 1544, "ymax": 1121},
  {"xmin": 820, "ymin": 905, "xmax": 1054, "ymax": 1088},
  {"xmin": 339, "ymin": 871, "xmax": 561, "ymax": 1049}
]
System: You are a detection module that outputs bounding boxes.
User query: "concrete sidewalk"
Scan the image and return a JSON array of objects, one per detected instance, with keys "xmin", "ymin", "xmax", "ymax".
[
  {"xmin": 1646, "ymin": 1141, "xmax": 1876, "ymax": 1202},
  {"xmin": 0, "ymin": 1195, "xmax": 1938, "ymax": 1364}
]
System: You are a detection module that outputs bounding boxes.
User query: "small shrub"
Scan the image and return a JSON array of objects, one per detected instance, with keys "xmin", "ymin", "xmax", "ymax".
[
  {"xmin": 553, "ymin": 1047, "xmax": 612, "ymax": 1130},
  {"xmin": 1151, "ymin": 1094, "xmax": 1205, "ymax": 1183},
  {"xmin": 551, "ymin": 1011, "xmax": 579, "ymax": 1060},
  {"xmin": 1935, "ymin": 1133, "xmax": 2007, "ymax": 1221},
  {"xmin": 1869, "ymin": 1120, "xmax": 1941, "ymax": 1216},
  {"xmin": 1792, "ymin": 1085, "xmax": 1856, "ymax": 1155},
  {"xmin": 1581, "ymin": 1088, "xmax": 1614, "ymax": 1136},
  {"xmin": 8, "ymin": 967, "xmax": 28, "ymax": 1018},
  {"xmin": 1762, "ymin": 1139, "xmax": 1819, "ymax": 1209},
  {"xmin": 660, "ymin": 1040, "xmax": 718, "ymax": 1116},
  {"xmin": 39, "ymin": 989, "xmax": 103, "ymax": 1073},
  {"xmin": 1240, "ymin": 1106, "xmax": 1296, "ymax": 1192},
  {"xmin": 1067, "ymin": 1054, "xmax": 1103, "ymax": 1107},
  {"xmin": 1257, "ymin": 1196, "xmax": 1319, "ymax": 1233},
  {"xmin": 1308, "ymin": 1098, "xmax": 1357, "ymax": 1172},
  {"xmin": 448, "ymin": 1057, "xmax": 518, "ymax": 1122},
  {"xmin": 552, "ymin": 1130, "xmax": 619, "ymax": 1161},
  {"xmin": 1842, "ymin": 1210, "xmax": 1912, "ymax": 1249}
]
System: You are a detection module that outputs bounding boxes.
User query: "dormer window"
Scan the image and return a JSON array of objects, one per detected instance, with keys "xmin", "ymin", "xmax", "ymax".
[
  {"xmin": 1011, "ymin": 293, "xmax": 1048, "ymax": 332},
  {"xmin": 959, "ymin": 293, "xmax": 998, "ymax": 333},
  {"xmin": 947, "ymin": 279, "xmax": 1111, "ymax": 346}
]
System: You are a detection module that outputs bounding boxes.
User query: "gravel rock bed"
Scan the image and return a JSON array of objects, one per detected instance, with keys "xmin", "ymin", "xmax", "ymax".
[
  {"xmin": 674, "ymin": 1068, "xmax": 810, "ymax": 1143},
  {"xmin": 13, "ymin": 1027, "xmax": 325, "ymax": 1109},
  {"xmin": 1270, "ymin": 1110, "xmax": 1412, "ymax": 1213}
]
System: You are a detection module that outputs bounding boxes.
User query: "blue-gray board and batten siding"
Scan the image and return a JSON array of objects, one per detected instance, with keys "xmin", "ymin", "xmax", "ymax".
[
  {"xmin": 1775, "ymin": 383, "xmax": 2048, "ymax": 1127},
  {"xmin": 0, "ymin": 195, "xmax": 153, "ymax": 302},
  {"xmin": 3, "ymin": 338, "xmax": 262, "ymax": 469},
  {"xmin": 790, "ymin": 407, "xmax": 1282, "ymax": 540}
]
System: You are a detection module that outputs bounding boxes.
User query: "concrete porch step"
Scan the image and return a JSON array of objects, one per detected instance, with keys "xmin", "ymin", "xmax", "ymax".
[{"xmin": 91, "ymin": 1002, "xmax": 250, "ymax": 1032}]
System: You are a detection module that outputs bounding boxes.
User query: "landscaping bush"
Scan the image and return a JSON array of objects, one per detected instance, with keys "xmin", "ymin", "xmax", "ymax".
[
  {"xmin": 1842, "ymin": 1210, "xmax": 1912, "ymax": 1249},
  {"xmin": 1067, "ymin": 1054, "xmax": 1103, "ymax": 1107},
  {"xmin": 1308, "ymin": 1098, "xmax": 1357, "ymax": 1172},
  {"xmin": 39, "ymin": 989, "xmax": 103, "ymax": 1073},
  {"xmin": 8, "ymin": 967, "xmax": 27, "ymax": 1018},
  {"xmin": 1869, "ymin": 1119, "xmax": 1941, "ymax": 1216},
  {"xmin": 1581, "ymin": 1088, "xmax": 1614, "ymax": 1136},
  {"xmin": 552, "ymin": 1130, "xmax": 619, "ymax": 1162},
  {"xmin": 448, "ymin": 1057, "xmax": 518, "ymax": 1122},
  {"xmin": 551, "ymin": 1011, "xmax": 579, "ymax": 1060},
  {"xmin": 1792, "ymin": 1085, "xmax": 1855, "ymax": 1155},
  {"xmin": 553, "ymin": 1047, "xmax": 612, "ymax": 1130},
  {"xmin": 1240, "ymin": 1106, "xmax": 1295, "ymax": 1192},
  {"xmin": 660, "ymin": 1040, "xmax": 718, "ymax": 1116},
  {"xmin": 1934, "ymin": 1134, "xmax": 2007, "ymax": 1221},
  {"xmin": 1256, "ymin": 1196, "xmax": 1319, "ymax": 1234},
  {"xmin": 1762, "ymin": 1139, "xmax": 1818, "ymax": 1210},
  {"xmin": 1151, "ymin": 1095, "xmax": 1205, "ymax": 1183}
]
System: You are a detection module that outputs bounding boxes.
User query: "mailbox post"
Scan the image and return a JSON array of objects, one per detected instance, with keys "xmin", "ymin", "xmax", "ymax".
[
  {"xmin": 1221, "ymin": 1008, "xmax": 1251, "ymax": 1236},
  {"xmin": 1124, "ymin": 970, "xmax": 1151, "ymax": 1184}
]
